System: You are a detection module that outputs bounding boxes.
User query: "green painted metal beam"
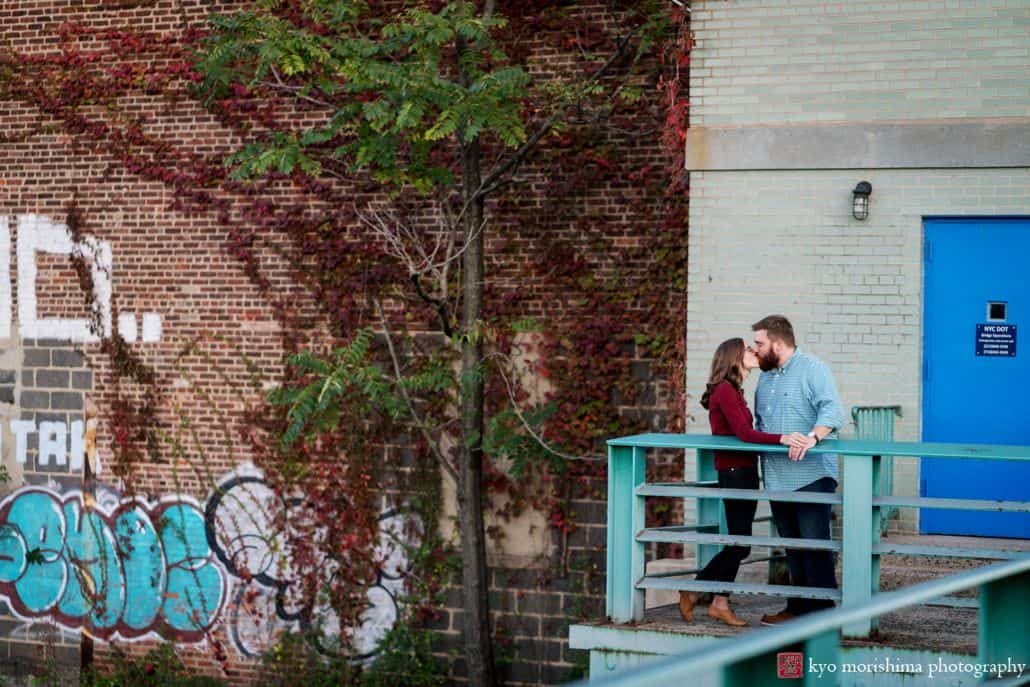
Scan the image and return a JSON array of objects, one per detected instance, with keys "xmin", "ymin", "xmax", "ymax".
[
  {"xmin": 872, "ymin": 543, "xmax": 1027, "ymax": 560},
  {"xmin": 721, "ymin": 643, "xmax": 793, "ymax": 687},
  {"xmin": 644, "ymin": 523, "xmax": 720, "ymax": 533},
  {"xmin": 925, "ymin": 595, "xmax": 978, "ymax": 609},
  {"xmin": 607, "ymin": 433, "xmax": 1030, "ymax": 461},
  {"xmin": 842, "ymin": 453, "xmax": 875, "ymax": 637},
  {"xmin": 870, "ymin": 454, "xmax": 882, "ymax": 601},
  {"xmin": 607, "ymin": 445, "xmax": 646, "ymax": 622},
  {"xmin": 638, "ymin": 483, "xmax": 841, "ymax": 503},
  {"xmin": 979, "ymin": 569, "xmax": 1030, "ymax": 668},
  {"xmin": 696, "ymin": 448, "xmax": 722, "ymax": 572},
  {"xmin": 872, "ymin": 495, "xmax": 1030, "ymax": 512},
  {"xmin": 982, "ymin": 675, "xmax": 1030, "ymax": 687},
  {"xmin": 637, "ymin": 529, "xmax": 841, "ymax": 551},
  {"xmin": 802, "ymin": 630, "xmax": 842, "ymax": 687}
]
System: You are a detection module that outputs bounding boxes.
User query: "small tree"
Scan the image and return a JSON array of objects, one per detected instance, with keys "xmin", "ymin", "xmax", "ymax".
[{"xmin": 190, "ymin": 2, "xmax": 674, "ymax": 684}]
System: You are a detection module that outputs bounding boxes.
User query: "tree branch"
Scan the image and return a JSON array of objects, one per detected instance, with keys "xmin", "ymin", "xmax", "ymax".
[
  {"xmin": 375, "ymin": 300, "xmax": 460, "ymax": 485},
  {"xmin": 484, "ymin": 352, "xmax": 603, "ymax": 463},
  {"xmin": 411, "ymin": 273, "xmax": 453, "ymax": 337},
  {"xmin": 478, "ymin": 24, "xmax": 642, "ymax": 196},
  {"xmin": 265, "ymin": 65, "xmax": 338, "ymax": 110}
]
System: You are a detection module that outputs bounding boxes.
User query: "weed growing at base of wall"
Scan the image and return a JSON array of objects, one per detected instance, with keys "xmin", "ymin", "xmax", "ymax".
[
  {"xmin": 359, "ymin": 623, "xmax": 445, "ymax": 687},
  {"xmin": 83, "ymin": 643, "xmax": 226, "ymax": 687}
]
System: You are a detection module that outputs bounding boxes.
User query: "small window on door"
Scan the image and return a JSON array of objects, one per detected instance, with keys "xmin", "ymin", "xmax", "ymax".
[{"xmin": 987, "ymin": 301, "xmax": 1007, "ymax": 321}]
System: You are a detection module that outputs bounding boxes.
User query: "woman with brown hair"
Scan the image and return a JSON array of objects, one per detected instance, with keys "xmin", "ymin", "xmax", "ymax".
[{"xmin": 679, "ymin": 337, "xmax": 794, "ymax": 627}]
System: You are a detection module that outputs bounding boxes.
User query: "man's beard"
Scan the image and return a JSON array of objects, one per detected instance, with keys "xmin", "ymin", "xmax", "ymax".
[{"xmin": 758, "ymin": 349, "xmax": 779, "ymax": 372}]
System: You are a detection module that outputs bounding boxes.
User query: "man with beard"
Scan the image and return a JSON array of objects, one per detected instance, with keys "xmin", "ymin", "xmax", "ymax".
[{"xmin": 751, "ymin": 314, "xmax": 846, "ymax": 625}]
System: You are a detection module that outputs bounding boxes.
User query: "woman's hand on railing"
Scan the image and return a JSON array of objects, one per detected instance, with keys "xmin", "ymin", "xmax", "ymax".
[{"xmin": 785, "ymin": 432, "xmax": 816, "ymax": 461}]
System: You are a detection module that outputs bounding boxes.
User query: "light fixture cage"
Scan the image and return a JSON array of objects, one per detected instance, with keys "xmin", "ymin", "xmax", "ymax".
[{"xmin": 852, "ymin": 181, "xmax": 872, "ymax": 220}]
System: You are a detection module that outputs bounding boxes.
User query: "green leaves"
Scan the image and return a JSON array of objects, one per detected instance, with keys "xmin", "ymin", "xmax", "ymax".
[
  {"xmin": 225, "ymin": 134, "xmax": 323, "ymax": 178},
  {"xmin": 270, "ymin": 329, "xmax": 384, "ymax": 448},
  {"xmin": 484, "ymin": 401, "xmax": 559, "ymax": 478},
  {"xmin": 194, "ymin": 0, "xmax": 531, "ymax": 192},
  {"xmin": 268, "ymin": 329, "xmax": 456, "ymax": 450}
]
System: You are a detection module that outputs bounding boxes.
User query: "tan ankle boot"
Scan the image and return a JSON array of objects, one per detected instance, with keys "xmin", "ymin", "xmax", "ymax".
[
  {"xmin": 708, "ymin": 604, "xmax": 748, "ymax": 627},
  {"xmin": 678, "ymin": 591, "xmax": 698, "ymax": 623}
]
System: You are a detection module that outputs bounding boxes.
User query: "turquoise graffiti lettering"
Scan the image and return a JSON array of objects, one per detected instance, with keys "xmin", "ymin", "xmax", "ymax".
[
  {"xmin": 0, "ymin": 473, "xmax": 405, "ymax": 659},
  {"xmin": 159, "ymin": 503, "xmax": 223, "ymax": 633},
  {"xmin": 0, "ymin": 488, "xmax": 225, "ymax": 641}
]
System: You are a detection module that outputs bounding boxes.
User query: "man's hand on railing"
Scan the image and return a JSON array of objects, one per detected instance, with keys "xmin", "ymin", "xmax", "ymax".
[{"xmin": 786, "ymin": 432, "xmax": 816, "ymax": 461}]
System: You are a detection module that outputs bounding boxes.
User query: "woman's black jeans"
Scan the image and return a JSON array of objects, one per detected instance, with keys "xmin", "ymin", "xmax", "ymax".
[{"xmin": 695, "ymin": 466, "xmax": 759, "ymax": 591}]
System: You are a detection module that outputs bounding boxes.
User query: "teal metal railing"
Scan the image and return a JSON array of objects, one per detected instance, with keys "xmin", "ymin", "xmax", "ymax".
[
  {"xmin": 607, "ymin": 434, "xmax": 1030, "ymax": 638},
  {"xmin": 582, "ymin": 555, "xmax": 1030, "ymax": 686}
]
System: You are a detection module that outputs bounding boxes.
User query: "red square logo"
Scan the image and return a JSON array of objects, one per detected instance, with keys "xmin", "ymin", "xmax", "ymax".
[{"xmin": 777, "ymin": 652, "xmax": 804, "ymax": 679}]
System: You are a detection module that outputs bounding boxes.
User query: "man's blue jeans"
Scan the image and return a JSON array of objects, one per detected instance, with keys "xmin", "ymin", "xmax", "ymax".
[{"xmin": 769, "ymin": 476, "xmax": 838, "ymax": 615}]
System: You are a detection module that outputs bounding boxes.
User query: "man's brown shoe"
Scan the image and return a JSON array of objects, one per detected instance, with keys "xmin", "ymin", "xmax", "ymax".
[{"xmin": 760, "ymin": 609, "xmax": 797, "ymax": 626}]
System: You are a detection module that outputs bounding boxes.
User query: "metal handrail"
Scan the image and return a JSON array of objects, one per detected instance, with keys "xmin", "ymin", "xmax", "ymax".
[
  {"xmin": 605, "ymin": 433, "xmax": 1030, "ymax": 639},
  {"xmin": 575, "ymin": 556, "xmax": 1030, "ymax": 686},
  {"xmin": 608, "ymin": 432, "xmax": 1030, "ymax": 460}
]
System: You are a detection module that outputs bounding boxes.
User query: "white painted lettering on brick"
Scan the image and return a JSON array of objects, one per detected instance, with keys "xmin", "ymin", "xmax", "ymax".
[
  {"xmin": 7, "ymin": 420, "xmax": 87, "ymax": 470},
  {"xmin": 70, "ymin": 420, "xmax": 85, "ymax": 472},
  {"xmin": 17, "ymin": 215, "xmax": 112, "ymax": 342},
  {"xmin": 0, "ymin": 214, "xmax": 163, "ymax": 343},
  {"xmin": 141, "ymin": 313, "xmax": 162, "ymax": 343},
  {"xmin": 10, "ymin": 420, "xmax": 34, "ymax": 465},
  {"xmin": 38, "ymin": 421, "xmax": 67, "ymax": 466},
  {"xmin": 118, "ymin": 313, "xmax": 138, "ymax": 342}
]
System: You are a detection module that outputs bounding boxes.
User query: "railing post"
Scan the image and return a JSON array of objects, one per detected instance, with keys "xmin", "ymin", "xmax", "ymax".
[
  {"xmin": 979, "ymin": 569, "xmax": 1030, "ymax": 668},
  {"xmin": 720, "ymin": 631, "xmax": 839, "ymax": 687},
  {"xmin": 803, "ymin": 629, "xmax": 842, "ymax": 685},
  {"xmin": 695, "ymin": 447, "xmax": 721, "ymax": 571},
  {"xmin": 842, "ymin": 452, "xmax": 874, "ymax": 638},
  {"xmin": 870, "ymin": 454, "xmax": 882, "ymax": 622},
  {"xmin": 607, "ymin": 444, "xmax": 646, "ymax": 623}
]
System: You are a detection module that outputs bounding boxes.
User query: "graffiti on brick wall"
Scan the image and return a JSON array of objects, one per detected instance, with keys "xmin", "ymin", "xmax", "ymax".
[
  {"xmin": 0, "ymin": 487, "xmax": 223, "ymax": 641},
  {"xmin": 205, "ymin": 467, "xmax": 407, "ymax": 658},
  {"xmin": 4, "ymin": 419, "xmax": 92, "ymax": 471},
  {"xmin": 0, "ymin": 214, "xmax": 162, "ymax": 343},
  {"xmin": 0, "ymin": 465, "xmax": 407, "ymax": 657}
]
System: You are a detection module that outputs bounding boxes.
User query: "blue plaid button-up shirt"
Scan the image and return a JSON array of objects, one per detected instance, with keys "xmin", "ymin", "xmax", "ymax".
[{"xmin": 754, "ymin": 348, "xmax": 846, "ymax": 491}]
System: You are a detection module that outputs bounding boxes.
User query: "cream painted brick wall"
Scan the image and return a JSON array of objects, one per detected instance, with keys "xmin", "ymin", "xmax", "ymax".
[
  {"xmin": 690, "ymin": 0, "xmax": 1030, "ymax": 125},
  {"xmin": 683, "ymin": 168, "xmax": 1030, "ymax": 530}
]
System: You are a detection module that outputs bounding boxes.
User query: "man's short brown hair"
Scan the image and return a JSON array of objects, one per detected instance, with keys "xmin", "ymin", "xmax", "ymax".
[{"xmin": 752, "ymin": 314, "xmax": 796, "ymax": 347}]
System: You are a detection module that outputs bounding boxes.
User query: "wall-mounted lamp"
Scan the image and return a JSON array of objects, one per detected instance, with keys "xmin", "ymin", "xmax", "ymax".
[{"xmin": 852, "ymin": 181, "xmax": 872, "ymax": 220}]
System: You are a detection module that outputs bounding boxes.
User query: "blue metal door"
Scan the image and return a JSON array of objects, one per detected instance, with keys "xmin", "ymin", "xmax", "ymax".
[{"xmin": 922, "ymin": 218, "xmax": 1030, "ymax": 538}]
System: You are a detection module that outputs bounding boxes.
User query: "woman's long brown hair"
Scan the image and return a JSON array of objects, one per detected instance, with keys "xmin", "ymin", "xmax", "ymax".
[{"xmin": 700, "ymin": 337, "xmax": 745, "ymax": 409}]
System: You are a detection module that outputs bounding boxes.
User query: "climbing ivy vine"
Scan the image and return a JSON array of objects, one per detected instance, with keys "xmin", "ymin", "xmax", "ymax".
[{"xmin": 0, "ymin": 1, "xmax": 691, "ymax": 683}]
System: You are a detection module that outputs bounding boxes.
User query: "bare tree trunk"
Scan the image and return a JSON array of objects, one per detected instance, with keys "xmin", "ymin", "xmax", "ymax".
[{"xmin": 458, "ymin": 134, "xmax": 496, "ymax": 687}]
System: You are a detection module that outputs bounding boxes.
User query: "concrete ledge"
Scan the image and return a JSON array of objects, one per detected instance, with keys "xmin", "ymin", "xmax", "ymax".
[
  {"xmin": 570, "ymin": 622, "xmax": 717, "ymax": 656},
  {"xmin": 685, "ymin": 117, "xmax": 1030, "ymax": 171}
]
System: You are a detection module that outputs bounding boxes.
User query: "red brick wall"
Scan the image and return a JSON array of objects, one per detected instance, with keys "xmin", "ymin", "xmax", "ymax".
[{"xmin": 0, "ymin": 2, "xmax": 686, "ymax": 684}]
